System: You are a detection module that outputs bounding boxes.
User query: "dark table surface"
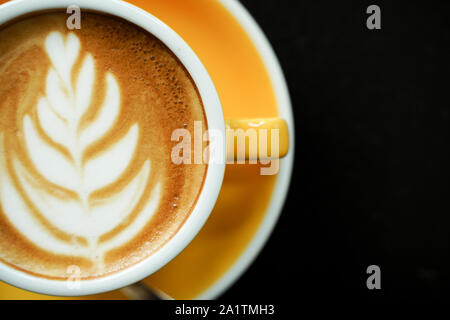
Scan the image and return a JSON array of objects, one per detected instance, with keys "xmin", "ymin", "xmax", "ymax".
[{"xmin": 220, "ymin": 0, "xmax": 450, "ymax": 300}]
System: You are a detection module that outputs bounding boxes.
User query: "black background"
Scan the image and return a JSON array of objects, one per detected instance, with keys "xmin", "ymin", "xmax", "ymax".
[{"xmin": 221, "ymin": 0, "xmax": 450, "ymax": 300}]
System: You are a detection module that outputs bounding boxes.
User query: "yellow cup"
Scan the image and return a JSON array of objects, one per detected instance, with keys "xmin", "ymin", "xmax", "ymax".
[
  {"xmin": 0, "ymin": 0, "xmax": 291, "ymax": 300},
  {"xmin": 225, "ymin": 118, "xmax": 289, "ymax": 161}
]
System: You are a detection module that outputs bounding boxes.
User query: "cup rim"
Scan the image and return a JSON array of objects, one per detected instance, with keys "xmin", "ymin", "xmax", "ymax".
[{"xmin": 0, "ymin": 0, "xmax": 225, "ymax": 296}]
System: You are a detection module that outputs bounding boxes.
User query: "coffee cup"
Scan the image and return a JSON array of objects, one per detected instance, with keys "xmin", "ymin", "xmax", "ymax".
[{"xmin": 0, "ymin": 0, "xmax": 290, "ymax": 296}]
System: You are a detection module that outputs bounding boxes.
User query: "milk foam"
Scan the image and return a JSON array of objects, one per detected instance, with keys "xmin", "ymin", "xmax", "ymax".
[
  {"xmin": 0, "ymin": 12, "xmax": 208, "ymax": 278},
  {"xmin": 0, "ymin": 32, "xmax": 161, "ymax": 269}
]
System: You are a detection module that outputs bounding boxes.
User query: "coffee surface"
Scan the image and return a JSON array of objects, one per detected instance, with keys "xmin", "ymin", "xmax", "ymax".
[{"xmin": 0, "ymin": 12, "xmax": 207, "ymax": 279}]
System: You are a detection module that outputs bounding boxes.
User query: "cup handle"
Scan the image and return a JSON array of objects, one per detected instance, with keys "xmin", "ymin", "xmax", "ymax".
[{"xmin": 225, "ymin": 118, "xmax": 289, "ymax": 161}]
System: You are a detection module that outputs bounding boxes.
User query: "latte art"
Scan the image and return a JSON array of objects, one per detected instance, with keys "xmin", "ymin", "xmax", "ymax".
[
  {"xmin": 0, "ymin": 13, "xmax": 207, "ymax": 278},
  {"xmin": 1, "ymin": 30, "xmax": 159, "ymax": 270}
]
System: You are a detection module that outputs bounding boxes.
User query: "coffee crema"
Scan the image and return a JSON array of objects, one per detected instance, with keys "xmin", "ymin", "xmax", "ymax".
[{"xmin": 0, "ymin": 12, "xmax": 207, "ymax": 279}]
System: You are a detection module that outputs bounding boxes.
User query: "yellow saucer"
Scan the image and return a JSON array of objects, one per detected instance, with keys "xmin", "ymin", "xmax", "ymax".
[{"xmin": 0, "ymin": 0, "xmax": 280, "ymax": 300}]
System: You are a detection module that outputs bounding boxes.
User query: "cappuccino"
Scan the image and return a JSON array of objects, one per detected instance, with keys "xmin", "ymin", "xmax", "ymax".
[{"xmin": 0, "ymin": 12, "xmax": 207, "ymax": 279}]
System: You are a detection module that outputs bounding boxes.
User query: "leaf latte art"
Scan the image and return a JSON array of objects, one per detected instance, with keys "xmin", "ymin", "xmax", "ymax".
[
  {"xmin": 0, "ymin": 13, "xmax": 207, "ymax": 279},
  {"xmin": 0, "ymin": 31, "xmax": 160, "ymax": 272}
]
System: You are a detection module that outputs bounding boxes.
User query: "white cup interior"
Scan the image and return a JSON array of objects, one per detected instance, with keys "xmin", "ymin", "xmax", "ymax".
[{"xmin": 0, "ymin": 0, "xmax": 225, "ymax": 296}]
